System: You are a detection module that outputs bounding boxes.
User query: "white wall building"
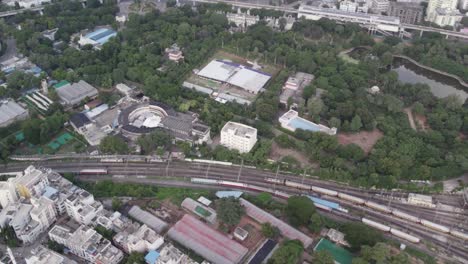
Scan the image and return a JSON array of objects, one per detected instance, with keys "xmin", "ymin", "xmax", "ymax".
[
  {"xmin": 426, "ymin": 0, "xmax": 462, "ymax": 27},
  {"xmin": 3, "ymin": 0, "xmax": 51, "ymax": 8},
  {"xmin": 64, "ymin": 189, "xmax": 103, "ymax": 225},
  {"xmin": 408, "ymin": 193, "xmax": 434, "ymax": 207},
  {"xmin": 339, "ymin": 0, "xmax": 358, "ymax": 12},
  {"xmin": 49, "ymin": 224, "xmax": 124, "ymax": 264},
  {"xmin": 0, "ymin": 178, "xmax": 18, "ymax": 208},
  {"xmin": 114, "ymin": 224, "xmax": 164, "ymax": 253},
  {"xmin": 14, "ymin": 165, "xmax": 49, "ymax": 199},
  {"xmin": 220, "ymin": 121, "xmax": 257, "ymax": 153},
  {"xmin": 25, "ymin": 246, "xmax": 76, "ymax": 264},
  {"xmin": 371, "ymin": 0, "xmax": 389, "ymax": 13}
]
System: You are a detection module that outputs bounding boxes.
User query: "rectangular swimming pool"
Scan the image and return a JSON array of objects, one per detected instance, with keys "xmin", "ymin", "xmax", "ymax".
[{"xmin": 288, "ymin": 117, "xmax": 321, "ymax": 132}]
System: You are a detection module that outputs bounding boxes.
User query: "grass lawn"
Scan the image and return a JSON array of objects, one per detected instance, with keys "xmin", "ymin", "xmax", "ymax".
[{"xmin": 155, "ymin": 187, "xmax": 213, "ymax": 205}]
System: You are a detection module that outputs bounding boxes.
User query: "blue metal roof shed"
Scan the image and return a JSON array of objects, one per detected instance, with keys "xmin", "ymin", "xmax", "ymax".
[
  {"xmin": 307, "ymin": 195, "xmax": 340, "ymax": 210},
  {"xmin": 216, "ymin": 190, "xmax": 243, "ymax": 199},
  {"xmin": 145, "ymin": 250, "xmax": 160, "ymax": 264}
]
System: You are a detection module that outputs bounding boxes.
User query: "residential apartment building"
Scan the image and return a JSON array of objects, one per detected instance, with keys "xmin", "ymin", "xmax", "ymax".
[
  {"xmin": 14, "ymin": 165, "xmax": 49, "ymax": 199},
  {"xmin": 425, "ymin": 0, "xmax": 462, "ymax": 27},
  {"xmin": 388, "ymin": 2, "xmax": 423, "ymax": 24},
  {"xmin": 25, "ymin": 246, "xmax": 77, "ymax": 264},
  {"xmin": 49, "ymin": 224, "xmax": 124, "ymax": 264},
  {"xmin": 339, "ymin": 0, "xmax": 358, "ymax": 12},
  {"xmin": 0, "ymin": 178, "xmax": 18, "ymax": 208},
  {"xmin": 371, "ymin": 0, "xmax": 389, "ymax": 13},
  {"xmin": 114, "ymin": 224, "xmax": 164, "ymax": 253},
  {"xmin": 64, "ymin": 189, "xmax": 103, "ymax": 225},
  {"xmin": 0, "ymin": 199, "xmax": 56, "ymax": 244},
  {"xmin": 220, "ymin": 121, "xmax": 257, "ymax": 153}
]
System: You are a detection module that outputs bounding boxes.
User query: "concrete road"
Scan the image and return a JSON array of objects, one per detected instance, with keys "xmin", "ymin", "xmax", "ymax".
[{"xmin": 0, "ymin": 38, "xmax": 17, "ymax": 64}]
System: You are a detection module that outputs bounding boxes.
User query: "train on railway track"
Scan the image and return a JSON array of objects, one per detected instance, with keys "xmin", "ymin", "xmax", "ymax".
[
  {"xmin": 191, "ymin": 178, "xmax": 348, "ymax": 213},
  {"xmin": 265, "ymin": 177, "xmax": 468, "ymax": 240},
  {"xmin": 362, "ymin": 218, "xmax": 421, "ymax": 243},
  {"xmin": 79, "ymin": 168, "xmax": 108, "ymax": 175}
]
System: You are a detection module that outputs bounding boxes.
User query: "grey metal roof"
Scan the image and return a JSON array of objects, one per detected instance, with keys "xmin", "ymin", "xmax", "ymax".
[
  {"xmin": 56, "ymin": 80, "xmax": 98, "ymax": 105},
  {"xmin": 128, "ymin": 205, "xmax": 168, "ymax": 233},
  {"xmin": 0, "ymin": 100, "xmax": 28, "ymax": 127}
]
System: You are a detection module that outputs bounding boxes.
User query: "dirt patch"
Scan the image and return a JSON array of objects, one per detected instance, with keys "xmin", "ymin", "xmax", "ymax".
[
  {"xmin": 269, "ymin": 141, "xmax": 317, "ymax": 168},
  {"xmin": 414, "ymin": 113, "xmax": 429, "ymax": 131},
  {"xmin": 235, "ymin": 216, "xmax": 266, "ymax": 250},
  {"xmin": 404, "ymin": 108, "xmax": 417, "ymax": 131},
  {"xmin": 337, "ymin": 129, "xmax": 384, "ymax": 154}
]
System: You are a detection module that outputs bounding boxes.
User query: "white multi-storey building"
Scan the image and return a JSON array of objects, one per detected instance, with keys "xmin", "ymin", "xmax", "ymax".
[
  {"xmin": 371, "ymin": 0, "xmax": 389, "ymax": 13},
  {"xmin": 339, "ymin": 0, "xmax": 358, "ymax": 12},
  {"xmin": 64, "ymin": 189, "xmax": 103, "ymax": 225},
  {"xmin": 25, "ymin": 245, "xmax": 76, "ymax": 264},
  {"xmin": 30, "ymin": 197, "xmax": 57, "ymax": 231},
  {"xmin": 14, "ymin": 165, "xmax": 49, "ymax": 199},
  {"xmin": 49, "ymin": 224, "xmax": 123, "ymax": 264},
  {"xmin": 114, "ymin": 224, "xmax": 164, "ymax": 253},
  {"xmin": 460, "ymin": 0, "xmax": 468, "ymax": 10},
  {"xmin": 0, "ymin": 178, "xmax": 18, "ymax": 208},
  {"xmin": 0, "ymin": 198, "xmax": 56, "ymax": 244},
  {"xmin": 426, "ymin": 0, "xmax": 462, "ymax": 27},
  {"xmin": 220, "ymin": 121, "xmax": 257, "ymax": 153}
]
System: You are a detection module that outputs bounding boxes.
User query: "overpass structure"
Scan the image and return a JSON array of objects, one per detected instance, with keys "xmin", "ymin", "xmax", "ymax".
[
  {"xmin": 192, "ymin": 0, "xmax": 468, "ymax": 40},
  {"xmin": 0, "ymin": 6, "xmax": 44, "ymax": 18}
]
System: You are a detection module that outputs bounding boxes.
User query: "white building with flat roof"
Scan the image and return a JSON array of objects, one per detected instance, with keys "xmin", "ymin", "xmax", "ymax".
[
  {"xmin": 220, "ymin": 121, "xmax": 257, "ymax": 153},
  {"xmin": 408, "ymin": 193, "xmax": 434, "ymax": 207},
  {"xmin": 2, "ymin": 0, "xmax": 51, "ymax": 8},
  {"xmin": 64, "ymin": 189, "xmax": 103, "ymax": 225},
  {"xmin": 371, "ymin": 0, "xmax": 389, "ymax": 13},
  {"xmin": 114, "ymin": 224, "xmax": 164, "ymax": 253},
  {"xmin": 14, "ymin": 165, "xmax": 49, "ymax": 199},
  {"xmin": 0, "ymin": 178, "xmax": 18, "ymax": 208},
  {"xmin": 25, "ymin": 246, "xmax": 76, "ymax": 264},
  {"xmin": 49, "ymin": 224, "xmax": 124, "ymax": 264},
  {"xmin": 0, "ymin": 100, "xmax": 29, "ymax": 128}
]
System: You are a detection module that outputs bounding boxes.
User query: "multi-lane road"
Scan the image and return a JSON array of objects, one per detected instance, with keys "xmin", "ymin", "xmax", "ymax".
[{"xmin": 1, "ymin": 159, "xmax": 467, "ymax": 262}]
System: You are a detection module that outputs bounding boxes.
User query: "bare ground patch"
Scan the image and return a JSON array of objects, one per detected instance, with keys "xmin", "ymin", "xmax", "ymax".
[
  {"xmin": 269, "ymin": 141, "xmax": 317, "ymax": 168},
  {"xmin": 337, "ymin": 129, "xmax": 384, "ymax": 154}
]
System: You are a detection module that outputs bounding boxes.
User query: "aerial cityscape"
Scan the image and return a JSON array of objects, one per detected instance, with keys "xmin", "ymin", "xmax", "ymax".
[{"xmin": 0, "ymin": 0, "xmax": 467, "ymax": 263}]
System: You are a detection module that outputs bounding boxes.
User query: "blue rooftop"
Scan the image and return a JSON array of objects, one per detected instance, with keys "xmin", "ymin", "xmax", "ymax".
[
  {"xmin": 85, "ymin": 28, "xmax": 117, "ymax": 45},
  {"xmin": 216, "ymin": 190, "xmax": 243, "ymax": 198},
  {"xmin": 145, "ymin": 250, "xmax": 160, "ymax": 264},
  {"xmin": 289, "ymin": 117, "xmax": 321, "ymax": 132},
  {"xmin": 307, "ymin": 195, "xmax": 340, "ymax": 210}
]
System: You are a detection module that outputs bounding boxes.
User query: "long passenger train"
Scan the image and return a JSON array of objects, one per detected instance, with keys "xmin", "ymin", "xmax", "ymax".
[
  {"xmin": 191, "ymin": 177, "xmax": 423, "ymax": 243},
  {"xmin": 264, "ymin": 177, "xmax": 468, "ymax": 240}
]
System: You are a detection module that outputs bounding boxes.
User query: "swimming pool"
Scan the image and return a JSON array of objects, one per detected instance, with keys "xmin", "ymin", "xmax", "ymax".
[{"xmin": 288, "ymin": 117, "xmax": 322, "ymax": 132}]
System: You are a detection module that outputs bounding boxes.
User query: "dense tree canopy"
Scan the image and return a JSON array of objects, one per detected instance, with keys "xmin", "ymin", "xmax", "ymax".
[
  {"xmin": 286, "ymin": 196, "xmax": 316, "ymax": 227},
  {"xmin": 216, "ymin": 197, "xmax": 245, "ymax": 227}
]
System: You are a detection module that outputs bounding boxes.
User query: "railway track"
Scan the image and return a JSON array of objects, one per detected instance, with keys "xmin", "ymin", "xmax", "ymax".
[{"xmin": 79, "ymin": 174, "xmax": 468, "ymax": 263}]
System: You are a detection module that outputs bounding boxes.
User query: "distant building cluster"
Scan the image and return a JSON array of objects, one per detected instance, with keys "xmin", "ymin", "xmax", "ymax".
[
  {"xmin": 0, "ymin": 56, "xmax": 43, "ymax": 76},
  {"xmin": 0, "ymin": 166, "xmax": 125, "ymax": 263}
]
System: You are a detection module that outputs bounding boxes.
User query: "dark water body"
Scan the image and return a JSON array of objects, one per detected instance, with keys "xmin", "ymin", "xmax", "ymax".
[{"xmin": 391, "ymin": 58, "xmax": 468, "ymax": 103}]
